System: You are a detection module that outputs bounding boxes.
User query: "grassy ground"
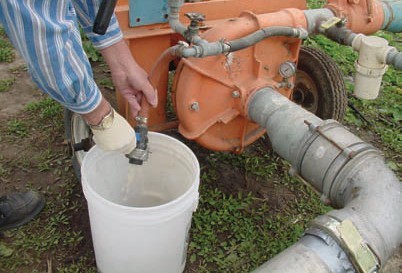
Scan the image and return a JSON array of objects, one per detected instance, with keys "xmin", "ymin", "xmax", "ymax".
[{"xmin": 0, "ymin": 2, "xmax": 401, "ymax": 273}]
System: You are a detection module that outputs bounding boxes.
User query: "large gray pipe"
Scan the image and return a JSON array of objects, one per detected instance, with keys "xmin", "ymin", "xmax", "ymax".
[{"xmin": 248, "ymin": 88, "xmax": 402, "ymax": 273}]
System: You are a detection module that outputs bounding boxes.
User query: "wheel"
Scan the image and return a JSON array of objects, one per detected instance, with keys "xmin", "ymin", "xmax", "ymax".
[
  {"xmin": 64, "ymin": 87, "xmax": 118, "ymax": 179},
  {"xmin": 293, "ymin": 46, "xmax": 347, "ymax": 121},
  {"xmin": 64, "ymin": 108, "xmax": 93, "ymax": 180}
]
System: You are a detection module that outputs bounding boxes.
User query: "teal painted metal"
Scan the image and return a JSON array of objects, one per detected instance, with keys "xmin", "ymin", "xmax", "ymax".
[
  {"xmin": 129, "ymin": 0, "xmax": 169, "ymax": 27},
  {"xmin": 382, "ymin": 0, "xmax": 402, "ymax": 32}
]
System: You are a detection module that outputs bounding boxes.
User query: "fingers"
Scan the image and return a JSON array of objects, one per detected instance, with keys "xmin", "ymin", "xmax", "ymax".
[
  {"xmin": 130, "ymin": 77, "xmax": 158, "ymax": 108},
  {"xmin": 136, "ymin": 93, "xmax": 143, "ymax": 105},
  {"xmin": 125, "ymin": 94, "xmax": 141, "ymax": 118},
  {"xmin": 142, "ymin": 81, "xmax": 158, "ymax": 107}
]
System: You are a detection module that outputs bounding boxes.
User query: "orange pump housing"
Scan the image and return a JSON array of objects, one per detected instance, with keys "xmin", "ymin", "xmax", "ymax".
[
  {"xmin": 173, "ymin": 9, "xmax": 306, "ymax": 152},
  {"xmin": 114, "ymin": 0, "xmax": 385, "ymax": 152},
  {"xmin": 115, "ymin": 0, "xmax": 306, "ymax": 152}
]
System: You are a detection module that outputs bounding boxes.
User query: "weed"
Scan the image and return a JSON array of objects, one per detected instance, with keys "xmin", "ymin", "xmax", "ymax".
[
  {"xmin": 0, "ymin": 27, "xmax": 15, "ymax": 63},
  {"xmin": 8, "ymin": 64, "xmax": 28, "ymax": 74},
  {"xmin": 0, "ymin": 77, "xmax": 16, "ymax": 92},
  {"xmin": 25, "ymin": 97, "xmax": 63, "ymax": 123},
  {"xmin": 0, "ymin": 163, "xmax": 10, "ymax": 177},
  {"xmin": 7, "ymin": 119, "xmax": 28, "ymax": 137},
  {"xmin": 307, "ymin": 0, "xmax": 326, "ymax": 8},
  {"xmin": 0, "ymin": 47, "xmax": 15, "ymax": 63},
  {"xmin": 57, "ymin": 257, "xmax": 97, "ymax": 273}
]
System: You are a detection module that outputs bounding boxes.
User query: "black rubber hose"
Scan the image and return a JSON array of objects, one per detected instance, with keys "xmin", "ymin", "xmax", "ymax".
[
  {"xmin": 93, "ymin": 0, "xmax": 118, "ymax": 35},
  {"xmin": 324, "ymin": 26, "xmax": 357, "ymax": 46}
]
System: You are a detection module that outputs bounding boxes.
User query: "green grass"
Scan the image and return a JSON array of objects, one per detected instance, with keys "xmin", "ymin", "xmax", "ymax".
[
  {"xmin": 7, "ymin": 119, "xmax": 28, "ymax": 137},
  {"xmin": 25, "ymin": 97, "xmax": 63, "ymax": 120},
  {"xmin": 0, "ymin": 27, "xmax": 15, "ymax": 63},
  {"xmin": 0, "ymin": 77, "xmax": 15, "ymax": 92},
  {"xmin": 0, "ymin": 47, "xmax": 15, "ymax": 63},
  {"xmin": 187, "ymin": 146, "xmax": 331, "ymax": 272}
]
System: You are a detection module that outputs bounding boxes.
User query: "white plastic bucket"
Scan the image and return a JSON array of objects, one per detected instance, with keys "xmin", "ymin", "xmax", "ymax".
[{"xmin": 81, "ymin": 132, "xmax": 200, "ymax": 273}]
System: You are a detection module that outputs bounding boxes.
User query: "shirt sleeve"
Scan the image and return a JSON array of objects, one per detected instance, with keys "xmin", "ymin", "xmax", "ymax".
[
  {"xmin": 0, "ymin": 0, "xmax": 102, "ymax": 114},
  {"xmin": 71, "ymin": 0, "xmax": 123, "ymax": 50}
]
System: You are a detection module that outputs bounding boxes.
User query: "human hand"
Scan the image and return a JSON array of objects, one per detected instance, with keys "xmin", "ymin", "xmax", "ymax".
[
  {"xmin": 100, "ymin": 40, "xmax": 157, "ymax": 118},
  {"xmin": 82, "ymin": 99, "xmax": 136, "ymax": 152},
  {"xmin": 91, "ymin": 108, "xmax": 136, "ymax": 152}
]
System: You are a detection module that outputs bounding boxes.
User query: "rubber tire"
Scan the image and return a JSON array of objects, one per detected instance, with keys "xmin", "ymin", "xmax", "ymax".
[
  {"xmin": 295, "ymin": 46, "xmax": 347, "ymax": 121},
  {"xmin": 64, "ymin": 108, "xmax": 90, "ymax": 180}
]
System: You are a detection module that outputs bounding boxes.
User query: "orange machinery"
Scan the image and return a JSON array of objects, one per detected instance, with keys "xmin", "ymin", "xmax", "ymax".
[{"xmin": 114, "ymin": 0, "xmax": 388, "ymax": 152}]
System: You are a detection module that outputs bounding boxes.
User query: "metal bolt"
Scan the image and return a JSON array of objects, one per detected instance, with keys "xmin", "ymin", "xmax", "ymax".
[
  {"xmin": 190, "ymin": 102, "xmax": 200, "ymax": 111},
  {"xmin": 231, "ymin": 90, "xmax": 241, "ymax": 98}
]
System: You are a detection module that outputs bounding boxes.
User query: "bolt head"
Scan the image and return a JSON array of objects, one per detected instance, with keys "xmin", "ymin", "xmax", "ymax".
[
  {"xmin": 190, "ymin": 102, "xmax": 200, "ymax": 111},
  {"xmin": 231, "ymin": 90, "xmax": 241, "ymax": 98}
]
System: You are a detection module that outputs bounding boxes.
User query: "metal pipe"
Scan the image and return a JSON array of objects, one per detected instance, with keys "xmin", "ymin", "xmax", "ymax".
[
  {"xmin": 168, "ymin": 0, "xmax": 205, "ymax": 44},
  {"xmin": 387, "ymin": 49, "xmax": 402, "ymax": 70},
  {"xmin": 248, "ymin": 88, "xmax": 402, "ymax": 273},
  {"xmin": 303, "ymin": 8, "xmax": 335, "ymax": 34},
  {"xmin": 226, "ymin": 27, "xmax": 308, "ymax": 52},
  {"xmin": 178, "ymin": 26, "xmax": 307, "ymax": 58},
  {"xmin": 167, "ymin": 0, "xmax": 187, "ymax": 36}
]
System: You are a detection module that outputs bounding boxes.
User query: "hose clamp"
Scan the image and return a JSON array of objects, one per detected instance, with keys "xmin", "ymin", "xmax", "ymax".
[{"xmin": 312, "ymin": 216, "xmax": 380, "ymax": 273}]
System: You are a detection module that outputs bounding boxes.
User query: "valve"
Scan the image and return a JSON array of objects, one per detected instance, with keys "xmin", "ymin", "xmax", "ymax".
[
  {"xmin": 184, "ymin": 12, "xmax": 206, "ymax": 42},
  {"xmin": 184, "ymin": 12, "xmax": 206, "ymax": 26},
  {"xmin": 126, "ymin": 116, "xmax": 149, "ymax": 165}
]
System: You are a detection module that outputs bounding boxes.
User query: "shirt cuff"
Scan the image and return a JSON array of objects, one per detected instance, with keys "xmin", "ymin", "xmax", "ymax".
[{"xmin": 82, "ymin": 15, "xmax": 124, "ymax": 50}]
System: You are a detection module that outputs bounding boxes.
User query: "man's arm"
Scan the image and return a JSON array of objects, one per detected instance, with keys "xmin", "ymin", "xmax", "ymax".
[
  {"xmin": 0, "ymin": 1, "xmax": 140, "ymax": 151},
  {"xmin": 71, "ymin": 0, "xmax": 157, "ymax": 118}
]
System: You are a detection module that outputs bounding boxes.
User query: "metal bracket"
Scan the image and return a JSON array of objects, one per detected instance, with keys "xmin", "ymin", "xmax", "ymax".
[
  {"xmin": 313, "ymin": 217, "xmax": 380, "ymax": 273},
  {"xmin": 129, "ymin": 0, "xmax": 169, "ymax": 27}
]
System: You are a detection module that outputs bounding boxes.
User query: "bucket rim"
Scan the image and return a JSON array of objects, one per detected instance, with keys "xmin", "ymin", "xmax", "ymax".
[{"xmin": 81, "ymin": 132, "xmax": 200, "ymax": 212}]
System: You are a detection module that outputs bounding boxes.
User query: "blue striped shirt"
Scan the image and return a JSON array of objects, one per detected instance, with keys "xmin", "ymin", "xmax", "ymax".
[{"xmin": 0, "ymin": 0, "xmax": 123, "ymax": 114}]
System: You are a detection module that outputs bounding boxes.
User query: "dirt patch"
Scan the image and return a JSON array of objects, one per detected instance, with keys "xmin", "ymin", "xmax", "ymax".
[{"xmin": 0, "ymin": 56, "xmax": 42, "ymax": 120}]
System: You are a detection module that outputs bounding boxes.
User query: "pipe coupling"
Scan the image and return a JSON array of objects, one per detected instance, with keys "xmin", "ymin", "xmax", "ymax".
[
  {"xmin": 311, "ymin": 216, "xmax": 380, "ymax": 273},
  {"xmin": 293, "ymin": 120, "xmax": 380, "ymax": 201}
]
